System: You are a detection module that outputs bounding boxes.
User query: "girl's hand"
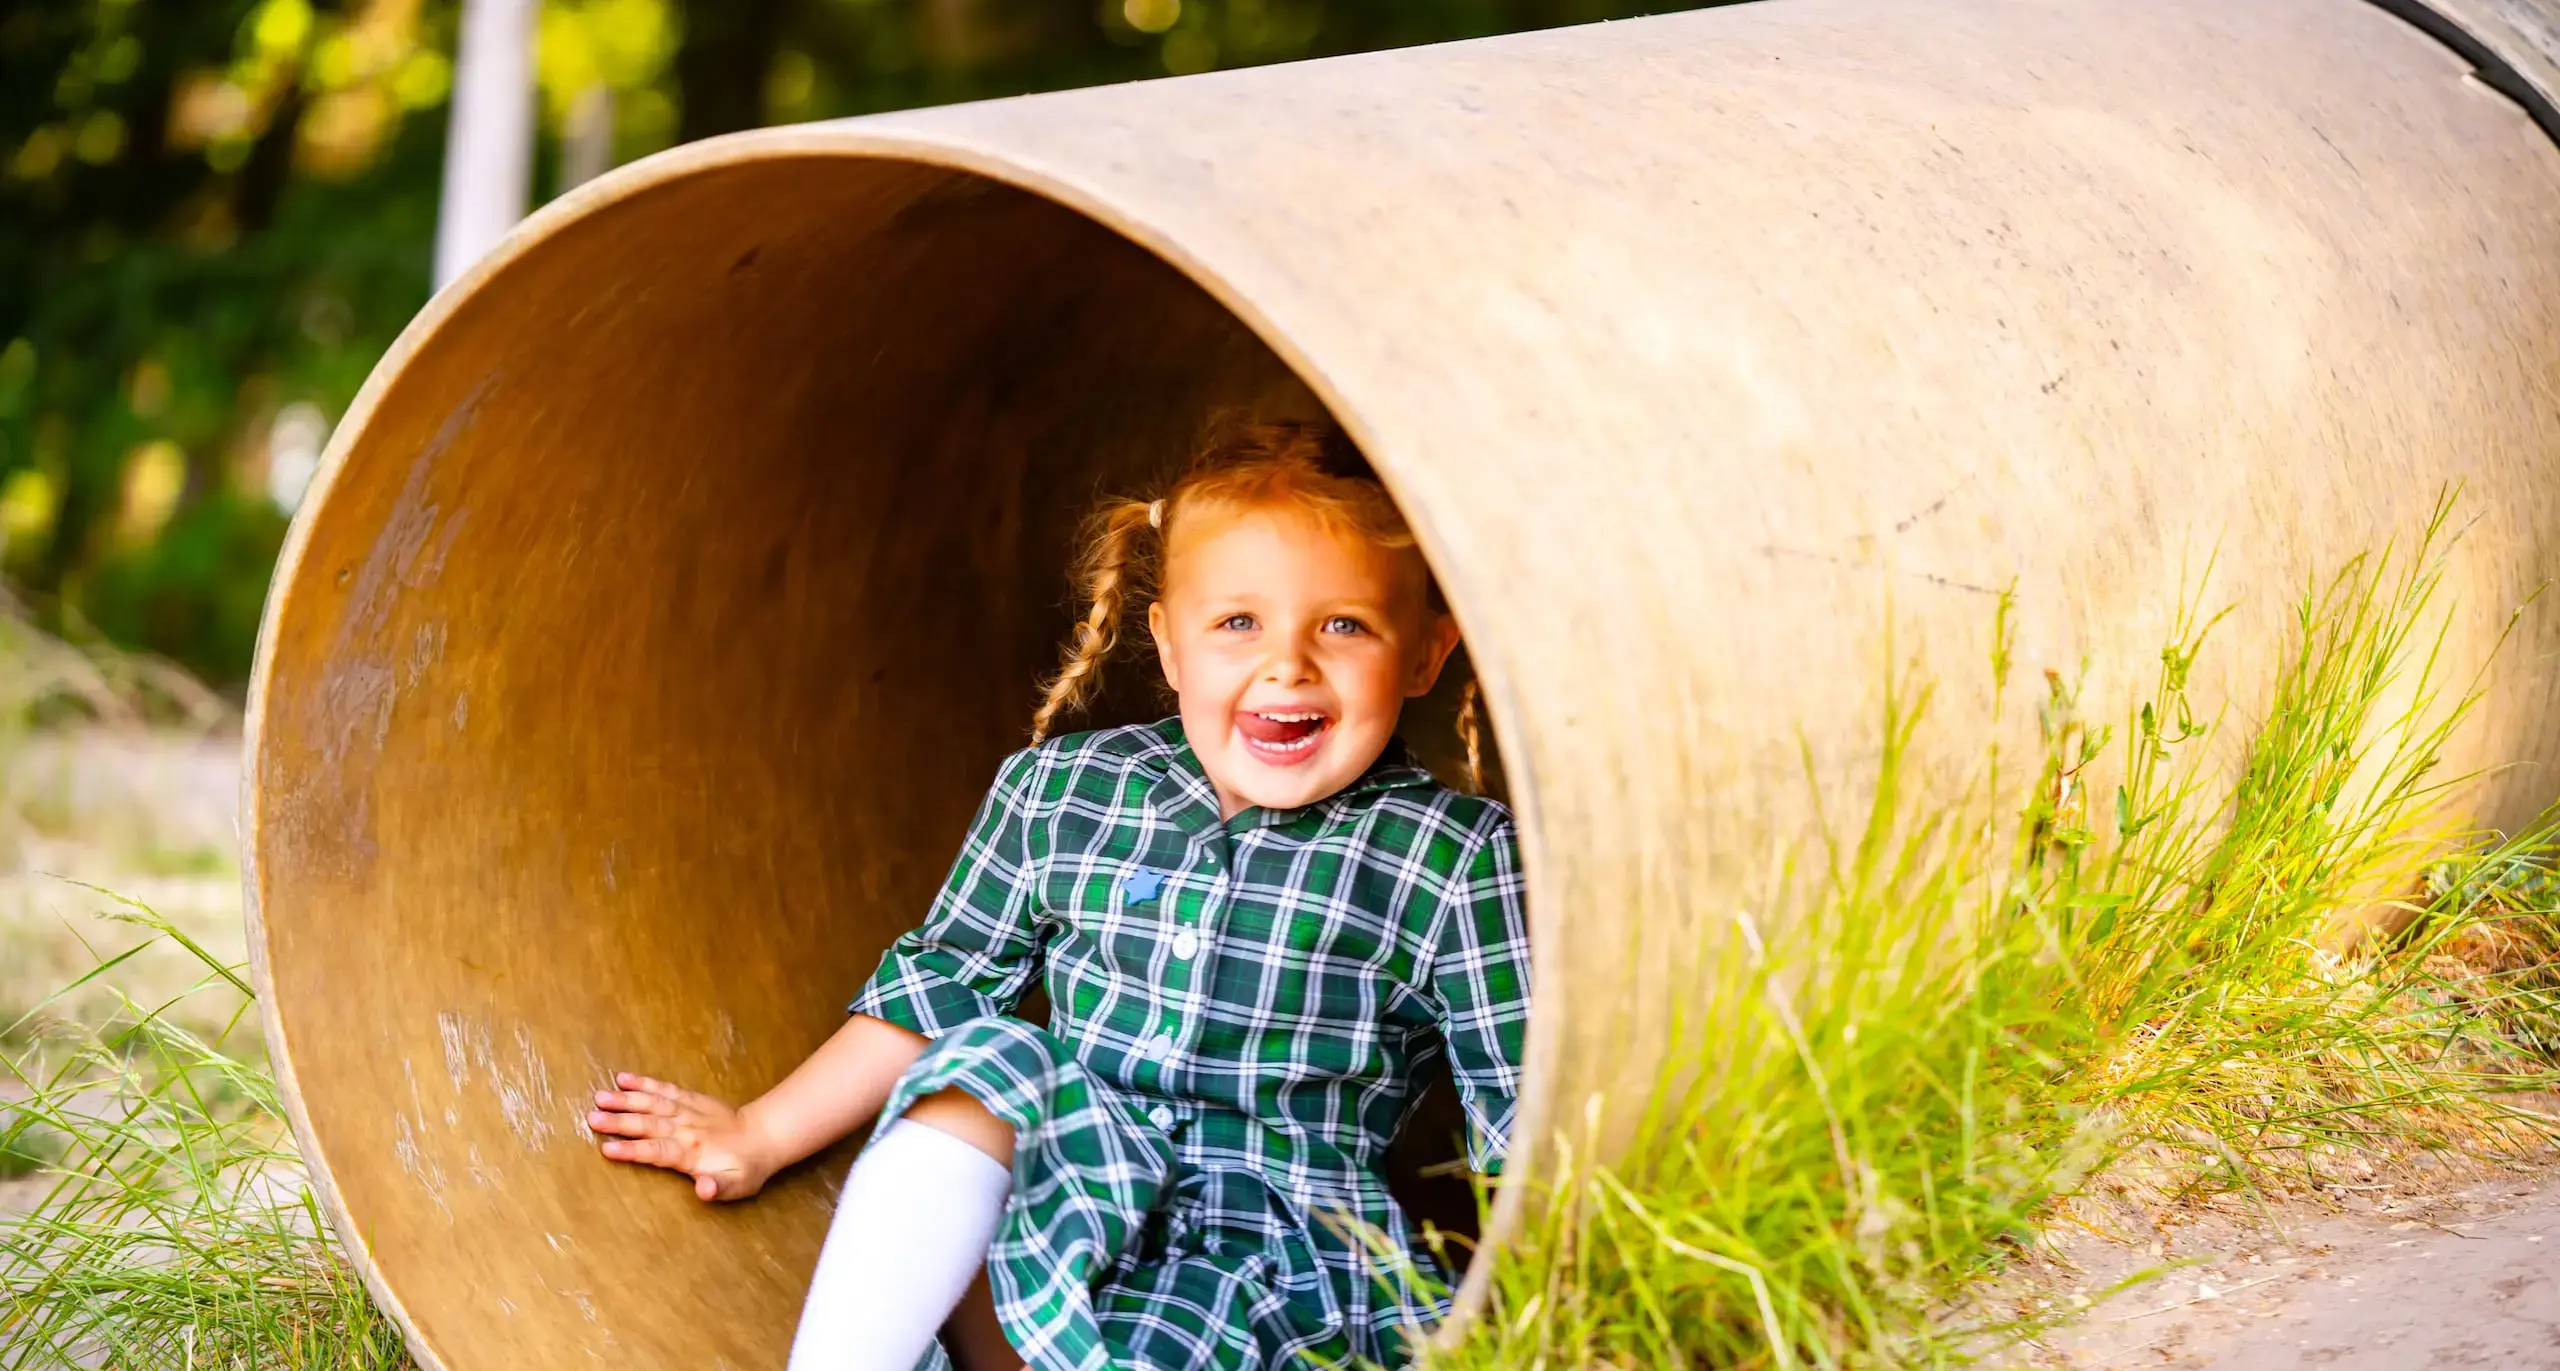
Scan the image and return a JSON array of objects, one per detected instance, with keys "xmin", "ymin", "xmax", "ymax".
[
  {"xmin": 590, "ymin": 1072, "xmax": 777, "ymax": 1201},
  {"xmin": 591, "ymin": 1017, "xmax": 929, "ymax": 1204}
]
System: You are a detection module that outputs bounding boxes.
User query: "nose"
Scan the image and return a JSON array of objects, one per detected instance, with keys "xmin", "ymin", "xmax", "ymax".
[{"xmin": 1259, "ymin": 630, "xmax": 1317, "ymax": 687}]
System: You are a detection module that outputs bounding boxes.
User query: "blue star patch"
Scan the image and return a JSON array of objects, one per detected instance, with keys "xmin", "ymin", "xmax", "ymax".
[{"xmin": 1119, "ymin": 867, "xmax": 1166, "ymax": 905}]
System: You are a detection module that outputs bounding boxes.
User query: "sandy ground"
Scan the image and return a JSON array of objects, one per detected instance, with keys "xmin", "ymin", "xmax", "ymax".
[
  {"xmin": 2000, "ymin": 1164, "xmax": 2560, "ymax": 1369},
  {"xmin": 0, "ymin": 728, "xmax": 246, "ymax": 1021}
]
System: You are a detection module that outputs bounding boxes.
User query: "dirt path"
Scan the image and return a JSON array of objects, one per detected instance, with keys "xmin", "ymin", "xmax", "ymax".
[
  {"xmin": 1, "ymin": 728, "xmax": 245, "ymax": 1018},
  {"xmin": 2021, "ymin": 1168, "xmax": 2560, "ymax": 1369}
]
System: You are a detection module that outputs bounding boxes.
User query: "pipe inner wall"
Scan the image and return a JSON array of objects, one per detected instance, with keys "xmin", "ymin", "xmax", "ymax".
[{"xmin": 249, "ymin": 163, "xmax": 1358, "ymax": 1367}]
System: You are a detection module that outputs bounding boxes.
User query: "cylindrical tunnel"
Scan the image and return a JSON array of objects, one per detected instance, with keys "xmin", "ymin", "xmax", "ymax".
[{"xmin": 244, "ymin": 0, "xmax": 2560, "ymax": 1366}]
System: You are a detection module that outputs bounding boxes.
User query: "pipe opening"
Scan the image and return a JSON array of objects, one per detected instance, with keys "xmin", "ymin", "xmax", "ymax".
[{"xmin": 250, "ymin": 152, "xmax": 1512, "ymax": 1369}]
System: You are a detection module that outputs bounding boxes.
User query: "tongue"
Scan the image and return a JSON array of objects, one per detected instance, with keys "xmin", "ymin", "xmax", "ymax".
[{"xmin": 1239, "ymin": 714, "xmax": 1323, "ymax": 745}]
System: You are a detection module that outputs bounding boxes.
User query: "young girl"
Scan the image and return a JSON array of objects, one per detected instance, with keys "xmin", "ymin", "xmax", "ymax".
[{"xmin": 591, "ymin": 421, "xmax": 1531, "ymax": 1371}]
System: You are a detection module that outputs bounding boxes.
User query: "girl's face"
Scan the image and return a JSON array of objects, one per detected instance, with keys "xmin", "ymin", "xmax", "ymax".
[{"xmin": 1148, "ymin": 503, "xmax": 1461, "ymax": 819}]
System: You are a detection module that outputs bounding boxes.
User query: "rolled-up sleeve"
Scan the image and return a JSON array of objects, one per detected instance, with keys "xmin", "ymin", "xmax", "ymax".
[
  {"xmin": 1422, "ymin": 816, "xmax": 1532, "ymax": 1174},
  {"xmin": 849, "ymin": 747, "xmax": 1048, "ymax": 1036}
]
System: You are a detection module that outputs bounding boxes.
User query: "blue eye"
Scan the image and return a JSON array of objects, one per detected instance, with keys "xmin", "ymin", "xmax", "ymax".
[
  {"xmin": 1323, "ymin": 616, "xmax": 1367, "ymax": 635},
  {"xmin": 1219, "ymin": 614, "xmax": 1256, "ymax": 632}
]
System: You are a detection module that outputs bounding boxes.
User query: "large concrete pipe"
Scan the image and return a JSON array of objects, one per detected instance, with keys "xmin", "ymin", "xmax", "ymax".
[{"xmin": 243, "ymin": 0, "xmax": 2560, "ymax": 1365}]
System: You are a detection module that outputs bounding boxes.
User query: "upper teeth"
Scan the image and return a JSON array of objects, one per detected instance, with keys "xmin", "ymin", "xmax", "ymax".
[{"xmin": 1261, "ymin": 712, "xmax": 1323, "ymax": 722}]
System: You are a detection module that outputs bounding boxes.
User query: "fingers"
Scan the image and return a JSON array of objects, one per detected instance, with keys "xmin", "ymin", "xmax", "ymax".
[
  {"xmin": 615, "ymin": 1071, "xmax": 682, "ymax": 1098},
  {"xmin": 594, "ymin": 1084, "xmax": 678, "ymax": 1118},
  {"xmin": 593, "ymin": 1071, "xmax": 754, "ymax": 1196},
  {"xmin": 588, "ymin": 1107, "xmax": 673, "ymax": 1140},
  {"xmin": 615, "ymin": 1071, "xmax": 717, "ymax": 1110},
  {"xmin": 597, "ymin": 1136, "xmax": 693, "ymax": 1171},
  {"xmin": 607, "ymin": 1072, "xmax": 730, "ymax": 1119}
]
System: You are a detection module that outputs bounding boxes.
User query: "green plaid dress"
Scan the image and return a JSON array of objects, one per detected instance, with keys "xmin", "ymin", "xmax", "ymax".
[{"xmin": 847, "ymin": 719, "xmax": 1530, "ymax": 1371}]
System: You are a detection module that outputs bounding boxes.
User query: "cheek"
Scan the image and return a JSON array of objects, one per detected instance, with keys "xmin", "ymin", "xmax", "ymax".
[
  {"xmin": 1330, "ymin": 643, "xmax": 1412, "ymax": 709},
  {"xmin": 1170, "ymin": 644, "xmax": 1252, "ymax": 707}
]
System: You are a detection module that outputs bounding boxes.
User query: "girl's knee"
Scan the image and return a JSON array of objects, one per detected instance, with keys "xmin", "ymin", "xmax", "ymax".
[{"xmin": 905, "ymin": 1086, "xmax": 1018, "ymax": 1168}]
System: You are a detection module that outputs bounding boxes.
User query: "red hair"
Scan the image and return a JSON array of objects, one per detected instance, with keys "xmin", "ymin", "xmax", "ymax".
[{"xmin": 1031, "ymin": 419, "xmax": 1482, "ymax": 789}]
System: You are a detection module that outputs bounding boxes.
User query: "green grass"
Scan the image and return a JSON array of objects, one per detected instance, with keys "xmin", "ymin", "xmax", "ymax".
[
  {"xmin": 0, "ymin": 901, "xmax": 412, "ymax": 1369},
  {"xmin": 1428, "ymin": 501, "xmax": 2560, "ymax": 1369}
]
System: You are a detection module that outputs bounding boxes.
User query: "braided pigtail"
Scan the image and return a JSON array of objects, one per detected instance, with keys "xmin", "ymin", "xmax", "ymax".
[
  {"xmin": 1454, "ymin": 676, "xmax": 1485, "ymax": 794},
  {"xmin": 1032, "ymin": 498, "xmax": 1158, "ymax": 743}
]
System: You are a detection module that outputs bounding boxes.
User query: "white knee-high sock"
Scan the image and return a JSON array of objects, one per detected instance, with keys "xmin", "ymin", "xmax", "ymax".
[{"xmin": 787, "ymin": 1118, "xmax": 1014, "ymax": 1371}]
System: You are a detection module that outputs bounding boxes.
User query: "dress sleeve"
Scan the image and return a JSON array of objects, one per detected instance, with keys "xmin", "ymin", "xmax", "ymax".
[
  {"xmin": 848, "ymin": 747, "xmax": 1048, "ymax": 1036},
  {"xmin": 1423, "ymin": 815, "xmax": 1533, "ymax": 1174}
]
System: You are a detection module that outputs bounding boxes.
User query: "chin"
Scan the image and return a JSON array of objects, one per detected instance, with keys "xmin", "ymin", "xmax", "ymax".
[
  {"xmin": 1216, "ymin": 751, "xmax": 1348, "ymax": 809},
  {"xmin": 1244, "ymin": 774, "xmax": 1345, "ymax": 810}
]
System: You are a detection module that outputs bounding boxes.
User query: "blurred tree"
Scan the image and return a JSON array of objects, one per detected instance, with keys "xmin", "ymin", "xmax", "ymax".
[
  {"xmin": 1, "ymin": 0, "xmax": 452, "ymax": 684},
  {"xmin": 4, "ymin": 0, "xmax": 1711, "ymax": 690},
  {"xmin": 674, "ymin": 0, "xmax": 786, "ymax": 140}
]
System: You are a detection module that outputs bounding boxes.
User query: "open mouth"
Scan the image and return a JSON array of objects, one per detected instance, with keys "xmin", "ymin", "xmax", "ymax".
[{"xmin": 1236, "ymin": 710, "xmax": 1333, "ymax": 762}]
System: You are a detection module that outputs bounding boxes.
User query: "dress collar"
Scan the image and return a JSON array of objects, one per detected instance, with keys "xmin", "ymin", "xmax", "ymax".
[{"xmin": 1138, "ymin": 718, "xmax": 1437, "ymax": 835}]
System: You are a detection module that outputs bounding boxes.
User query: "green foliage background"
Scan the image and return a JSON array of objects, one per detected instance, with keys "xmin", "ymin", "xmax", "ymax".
[{"xmin": 3, "ymin": 0, "xmax": 1707, "ymax": 690}]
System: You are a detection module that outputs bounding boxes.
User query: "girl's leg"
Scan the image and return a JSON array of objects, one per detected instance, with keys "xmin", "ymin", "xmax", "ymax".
[
  {"xmin": 786, "ymin": 1095, "xmax": 1014, "ymax": 1371},
  {"xmin": 905, "ymin": 1088, "xmax": 1017, "ymax": 1168},
  {"xmin": 913, "ymin": 1091, "xmax": 1024, "ymax": 1371},
  {"xmin": 941, "ymin": 1265, "xmax": 1025, "ymax": 1371}
]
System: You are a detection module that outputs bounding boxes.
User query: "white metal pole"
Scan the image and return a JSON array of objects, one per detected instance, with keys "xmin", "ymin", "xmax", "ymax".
[
  {"xmin": 432, "ymin": 0, "xmax": 539, "ymax": 291},
  {"xmin": 558, "ymin": 84, "xmax": 616, "ymax": 195}
]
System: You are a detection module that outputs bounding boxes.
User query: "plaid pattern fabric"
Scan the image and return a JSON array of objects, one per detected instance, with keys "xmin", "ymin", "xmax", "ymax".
[{"xmin": 848, "ymin": 719, "xmax": 1531, "ymax": 1371}]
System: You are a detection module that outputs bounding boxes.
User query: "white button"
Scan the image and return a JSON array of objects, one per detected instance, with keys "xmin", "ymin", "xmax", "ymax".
[
  {"xmin": 1171, "ymin": 930, "xmax": 1200, "ymax": 960},
  {"xmin": 1146, "ymin": 1033, "xmax": 1175, "ymax": 1060},
  {"xmin": 1148, "ymin": 1105, "xmax": 1174, "ymax": 1130}
]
